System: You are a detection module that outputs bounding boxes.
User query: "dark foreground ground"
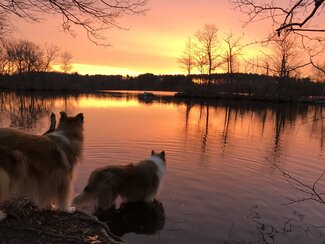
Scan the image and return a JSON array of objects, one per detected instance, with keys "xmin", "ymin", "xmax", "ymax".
[{"xmin": 0, "ymin": 199, "xmax": 124, "ymax": 244}]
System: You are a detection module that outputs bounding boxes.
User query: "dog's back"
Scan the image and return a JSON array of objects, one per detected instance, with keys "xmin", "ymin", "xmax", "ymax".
[
  {"xmin": 0, "ymin": 128, "xmax": 66, "ymax": 174},
  {"xmin": 108, "ymin": 161, "xmax": 161, "ymax": 202}
]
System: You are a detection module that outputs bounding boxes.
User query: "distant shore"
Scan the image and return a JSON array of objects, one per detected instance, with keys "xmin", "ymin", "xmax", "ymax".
[
  {"xmin": 0, "ymin": 72, "xmax": 324, "ymax": 104},
  {"xmin": 174, "ymin": 91, "xmax": 325, "ymax": 104}
]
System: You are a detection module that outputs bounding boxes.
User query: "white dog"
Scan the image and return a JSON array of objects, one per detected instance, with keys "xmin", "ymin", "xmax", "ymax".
[{"xmin": 73, "ymin": 151, "xmax": 166, "ymax": 212}]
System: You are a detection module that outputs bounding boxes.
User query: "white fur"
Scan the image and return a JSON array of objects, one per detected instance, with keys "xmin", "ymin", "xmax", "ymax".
[
  {"xmin": 150, "ymin": 155, "xmax": 166, "ymax": 181},
  {"xmin": 66, "ymin": 206, "xmax": 76, "ymax": 213},
  {"xmin": 0, "ymin": 211, "xmax": 7, "ymax": 221},
  {"xmin": 48, "ymin": 131, "xmax": 71, "ymax": 146}
]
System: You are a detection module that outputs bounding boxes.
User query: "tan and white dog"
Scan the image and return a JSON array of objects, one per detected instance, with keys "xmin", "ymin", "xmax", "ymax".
[
  {"xmin": 73, "ymin": 151, "xmax": 166, "ymax": 213},
  {"xmin": 0, "ymin": 112, "xmax": 84, "ymax": 221}
]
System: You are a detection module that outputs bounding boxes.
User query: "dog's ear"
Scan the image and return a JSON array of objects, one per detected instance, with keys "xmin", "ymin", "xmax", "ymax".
[
  {"xmin": 75, "ymin": 113, "xmax": 84, "ymax": 123},
  {"xmin": 151, "ymin": 150, "xmax": 155, "ymax": 156},
  {"xmin": 60, "ymin": 111, "xmax": 67, "ymax": 119},
  {"xmin": 160, "ymin": 151, "xmax": 165, "ymax": 159}
]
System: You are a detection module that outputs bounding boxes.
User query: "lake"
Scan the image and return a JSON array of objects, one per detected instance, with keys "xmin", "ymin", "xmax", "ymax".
[{"xmin": 1, "ymin": 91, "xmax": 325, "ymax": 244}]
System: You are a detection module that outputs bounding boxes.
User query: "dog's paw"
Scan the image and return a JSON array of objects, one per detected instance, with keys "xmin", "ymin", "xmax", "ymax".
[
  {"xmin": 0, "ymin": 211, "xmax": 7, "ymax": 221},
  {"xmin": 66, "ymin": 206, "xmax": 76, "ymax": 213}
]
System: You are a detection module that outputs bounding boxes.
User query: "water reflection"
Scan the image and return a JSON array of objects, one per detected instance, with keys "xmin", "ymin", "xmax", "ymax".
[
  {"xmin": 1, "ymin": 91, "xmax": 325, "ymax": 243},
  {"xmin": 0, "ymin": 91, "xmax": 80, "ymax": 131},
  {"xmin": 96, "ymin": 200, "xmax": 165, "ymax": 237},
  {"xmin": 179, "ymin": 99, "xmax": 324, "ymax": 164},
  {"xmin": 1, "ymin": 91, "xmax": 324, "ymax": 156}
]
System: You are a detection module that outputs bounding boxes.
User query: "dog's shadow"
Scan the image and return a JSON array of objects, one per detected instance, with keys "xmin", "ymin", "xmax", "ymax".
[{"xmin": 96, "ymin": 200, "xmax": 165, "ymax": 237}]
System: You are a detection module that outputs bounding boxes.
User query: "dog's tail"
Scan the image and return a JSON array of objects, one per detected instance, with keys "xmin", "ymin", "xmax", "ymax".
[
  {"xmin": 0, "ymin": 168, "xmax": 10, "ymax": 221},
  {"xmin": 72, "ymin": 187, "xmax": 94, "ymax": 207}
]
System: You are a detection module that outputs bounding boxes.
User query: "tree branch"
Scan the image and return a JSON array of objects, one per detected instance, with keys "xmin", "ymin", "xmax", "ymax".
[
  {"xmin": 230, "ymin": 0, "xmax": 325, "ymax": 34},
  {"xmin": 0, "ymin": 0, "xmax": 149, "ymax": 44}
]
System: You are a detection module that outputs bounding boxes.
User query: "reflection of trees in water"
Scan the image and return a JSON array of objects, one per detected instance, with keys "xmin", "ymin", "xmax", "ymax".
[
  {"xmin": 226, "ymin": 203, "xmax": 325, "ymax": 243},
  {"xmin": 309, "ymin": 106, "xmax": 325, "ymax": 151},
  {"xmin": 183, "ymin": 102, "xmax": 210, "ymax": 163},
  {"xmin": 243, "ymin": 205, "xmax": 325, "ymax": 244},
  {"xmin": 96, "ymin": 200, "xmax": 165, "ymax": 237},
  {"xmin": 0, "ymin": 92, "xmax": 78, "ymax": 131},
  {"xmin": 181, "ymin": 99, "xmax": 319, "ymax": 162},
  {"xmin": 222, "ymin": 106, "xmax": 231, "ymax": 151},
  {"xmin": 201, "ymin": 105, "xmax": 209, "ymax": 156}
]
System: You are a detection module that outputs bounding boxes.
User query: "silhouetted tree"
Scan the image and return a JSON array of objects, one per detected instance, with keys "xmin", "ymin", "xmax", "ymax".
[
  {"xmin": 0, "ymin": 46, "xmax": 8, "ymax": 74},
  {"xmin": 60, "ymin": 51, "xmax": 73, "ymax": 73},
  {"xmin": 43, "ymin": 44, "xmax": 60, "ymax": 72},
  {"xmin": 265, "ymin": 35, "xmax": 309, "ymax": 78},
  {"xmin": 0, "ymin": 0, "xmax": 148, "ymax": 44},
  {"xmin": 177, "ymin": 37, "xmax": 195, "ymax": 75},
  {"xmin": 195, "ymin": 24, "xmax": 220, "ymax": 81},
  {"xmin": 193, "ymin": 44, "xmax": 208, "ymax": 75},
  {"xmin": 2, "ymin": 39, "xmax": 44, "ymax": 74},
  {"xmin": 312, "ymin": 61, "xmax": 325, "ymax": 82},
  {"xmin": 223, "ymin": 32, "xmax": 244, "ymax": 86}
]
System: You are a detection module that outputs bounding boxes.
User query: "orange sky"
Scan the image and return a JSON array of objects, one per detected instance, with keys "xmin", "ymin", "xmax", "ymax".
[{"xmin": 11, "ymin": 0, "xmax": 324, "ymax": 76}]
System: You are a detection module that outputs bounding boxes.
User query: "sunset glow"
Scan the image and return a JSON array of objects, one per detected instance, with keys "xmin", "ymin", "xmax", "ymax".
[
  {"xmin": 7, "ymin": 0, "xmax": 252, "ymax": 75},
  {"xmin": 1, "ymin": 0, "xmax": 324, "ymax": 241},
  {"xmin": 9, "ymin": 0, "xmax": 325, "ymax": 75},
  {"xmin": 77, "ymin": 97, "xmax": 140, "ymax": 108},
  {"xmin": 53, "ymin": 64, "xmax": 142, "ymax": 76}
]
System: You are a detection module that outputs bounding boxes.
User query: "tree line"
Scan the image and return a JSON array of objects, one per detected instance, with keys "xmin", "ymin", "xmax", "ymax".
[
  {"xmin": 0, "ymin": 72, "xmax": 192, "ymax": 92},
  {"xmin": 1, "ymin": 72, "xmax": 323, "ymax": 102},
  {"xmin": 0, "ymin": 39, "xmax": 73, "ymax": 75}
]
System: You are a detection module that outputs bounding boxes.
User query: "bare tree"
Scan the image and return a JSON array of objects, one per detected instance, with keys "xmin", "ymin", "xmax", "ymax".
[
  {"xmin": 3, "ymin": 39, "xmax": 44, "ymax": 74},
  {"xmin": 195, "ymin": 24, "xmax": 220, "ymax": 80},
  {"xmin": 177, "ymin": 37, "xmax": 195, "ymax": 75},
  {"xmin": 193, "ymin": 46, "xmax": 208, "ymax": 75},
  {"xmin": 312, "ymin": 61, "xmax": 325, "ymax": 82},
  {"xmin": 0, "ymin": 0, "xmax": 148, "ymax": 44},
  {"xmin": 43, "ymin": 44, "xmax": 60, "ymax": 72},
  {"xmin": 24, "ymin": 41, "xmax": 44, "ymax": 73},
  {"xmin": 0, "ymin": 45, "xmax": 9, "ymax": 74},
  {"xmin": 264, "ymin": 35, "xmax": 310, "ymax": 78},
  {"xmin": 223, "ymin": 32, "xmax": 244, "ymax": 85},
  {"xmin": 60, "ymin": 51, "xmax": 73, "ymax": 73}
]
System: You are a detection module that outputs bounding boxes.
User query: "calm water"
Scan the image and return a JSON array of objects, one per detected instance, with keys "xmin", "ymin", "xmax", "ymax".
[{"xmin": 1, "ymin": 91, "xmax": 325, "ymax": 244}]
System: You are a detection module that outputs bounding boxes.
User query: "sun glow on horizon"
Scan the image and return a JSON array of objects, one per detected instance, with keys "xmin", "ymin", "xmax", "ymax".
[
  {"xmin": 53, "ymin": 64, "xmax": 141, "ymax": 76},
  {"xmin": 53, "ymin": 63, "xmax": 183, "ymax": 76},
  {"xmin": 77, "ymin": 97, "xmax": 140, "ymax": 108}
]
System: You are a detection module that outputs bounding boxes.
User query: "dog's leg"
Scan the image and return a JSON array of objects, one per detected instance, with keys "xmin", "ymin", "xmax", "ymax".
[
  {"xmin": 97, "ymin": 188, "xmax": 118, "ymax": 212},
  {"xmin": 0, "ymin": 211, "xmax": 7, "ymax": 221},
  {"xmin": 0, "ymin": 168, "xmax": 10, "ymax": 202},
  {"xmin": 38, "ymin": 196, "xmax": 55, "ymax": 210},
  {"xmin": 145, "ymin": 195, "xmax": 156, "ymax": 203},
  {"xmin": 72, "ymin": 191, "xmax": 95, "ymax": 207},
  {"xmin": 56, "ymin": 178, "xmax": 75, "ymax": 213}
]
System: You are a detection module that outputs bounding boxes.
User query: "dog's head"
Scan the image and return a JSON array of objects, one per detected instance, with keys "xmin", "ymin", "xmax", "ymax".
[
  {"xmin": 56, "ymin": 112, "xmax": 84, "ymax": 136},
  {"xmin": 151, "ymin": 150, "xmax": 166, "ymax": 162}
]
